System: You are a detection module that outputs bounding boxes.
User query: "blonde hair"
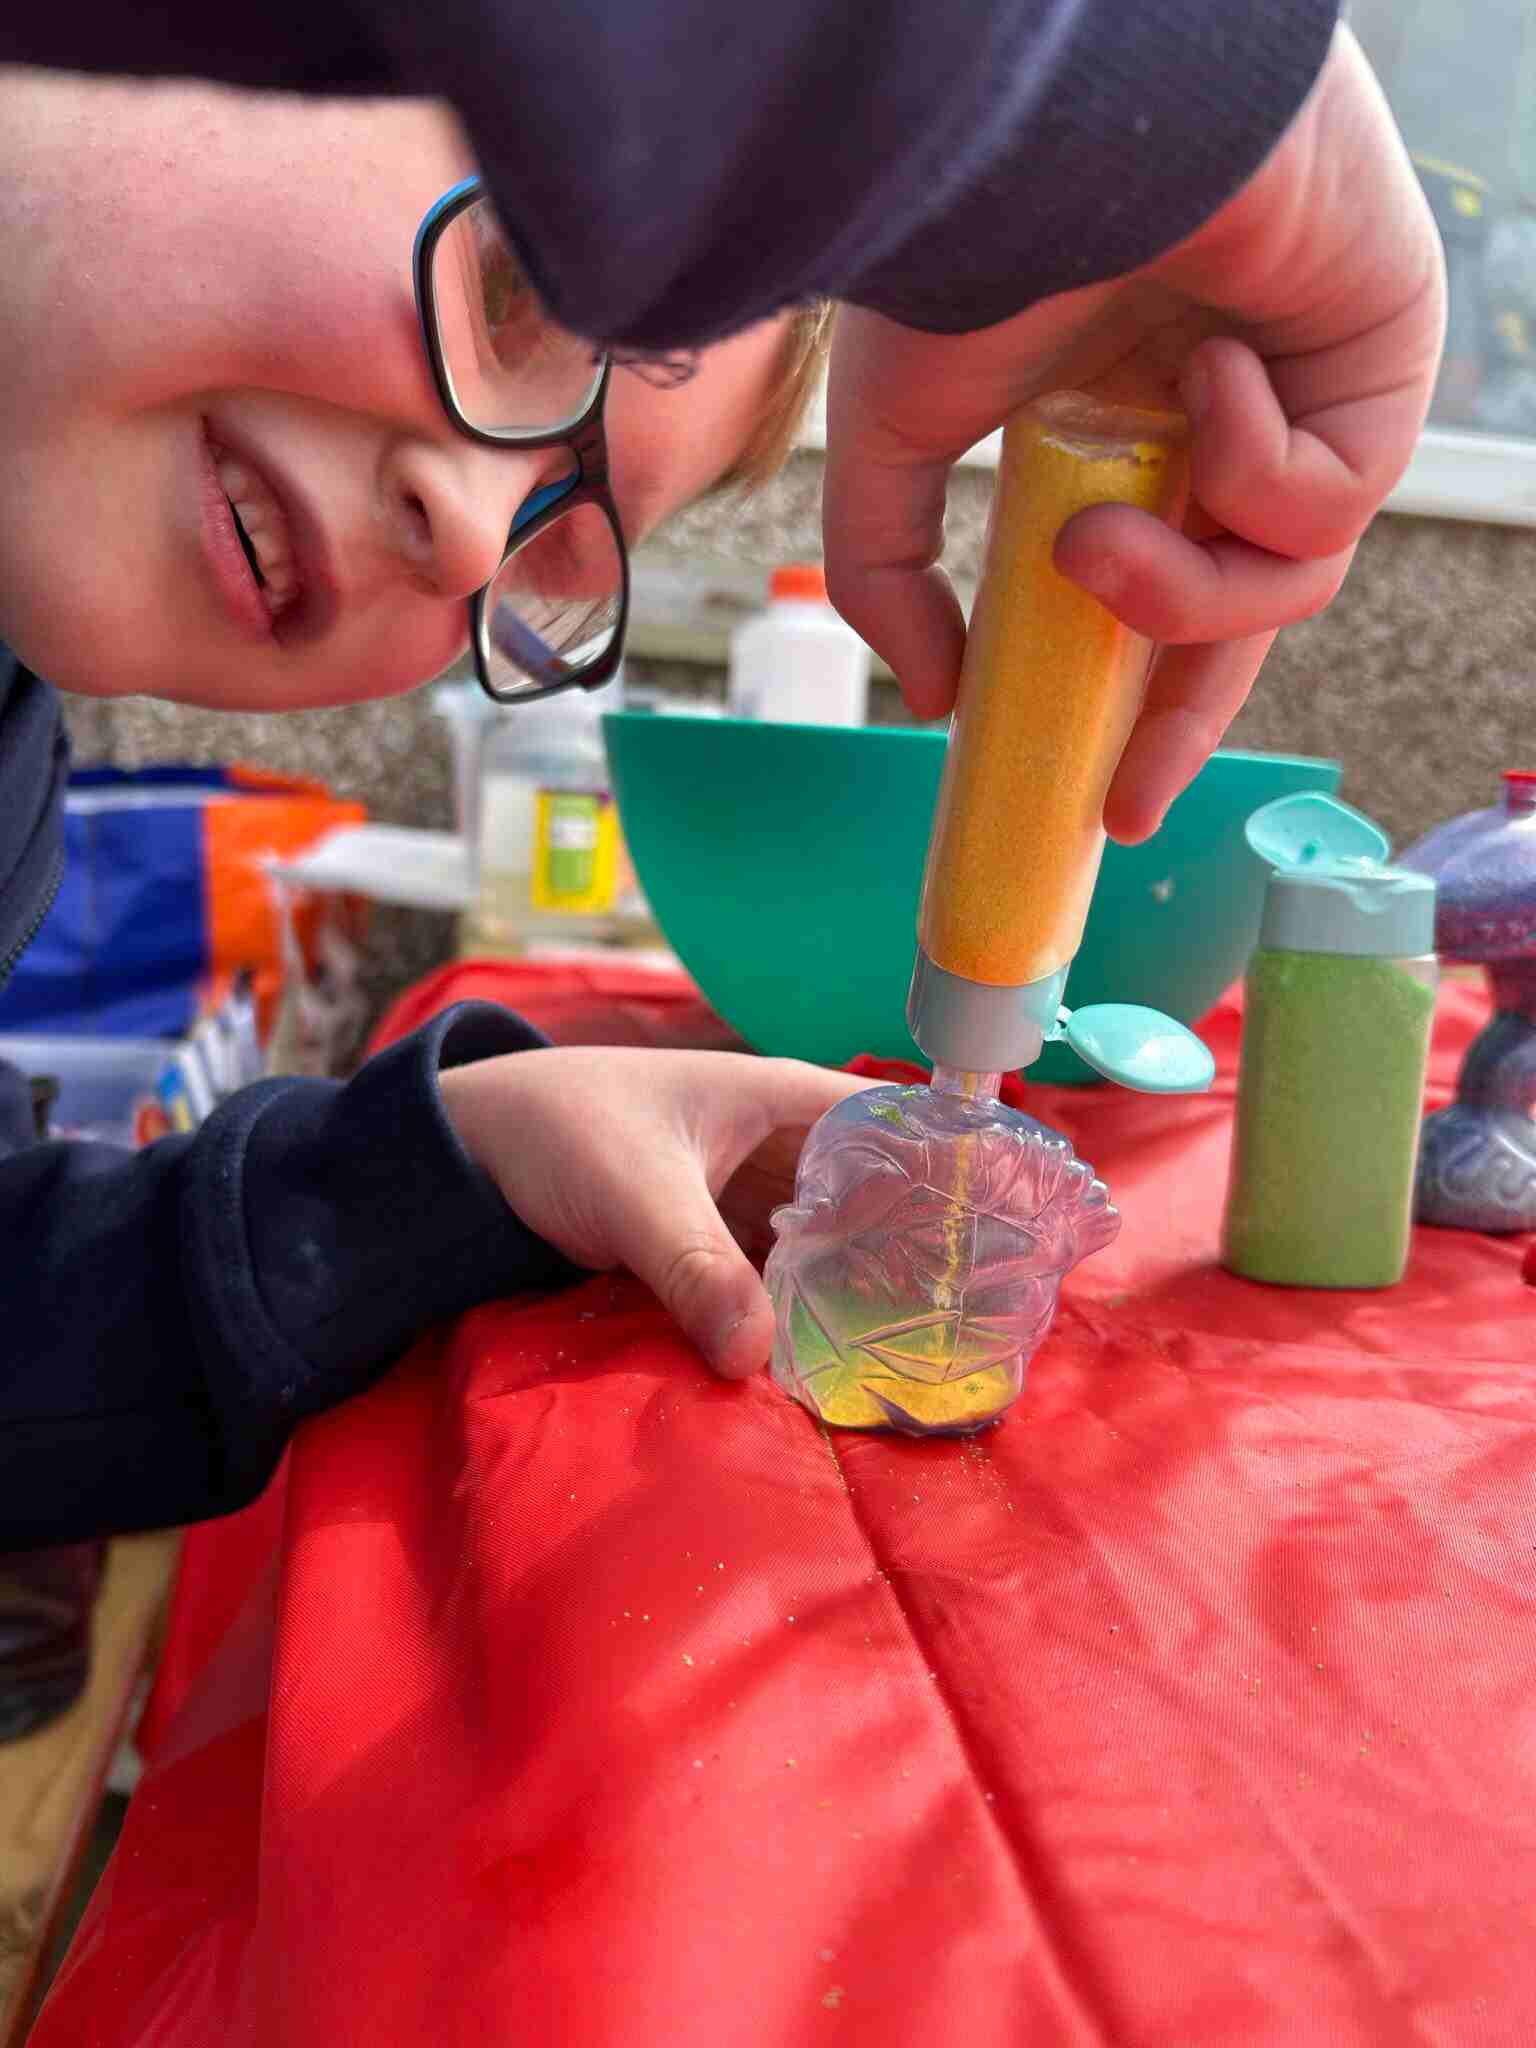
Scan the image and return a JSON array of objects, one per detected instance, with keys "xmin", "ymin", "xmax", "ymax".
[{"xmin": 714, "ymin": 302, "xmax": 833, "ymax": 493}]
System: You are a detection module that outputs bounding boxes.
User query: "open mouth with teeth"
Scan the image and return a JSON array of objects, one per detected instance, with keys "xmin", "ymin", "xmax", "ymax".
[{"xmin": 209, "ymin": 441, "xmax": 300, "ymax": 620}]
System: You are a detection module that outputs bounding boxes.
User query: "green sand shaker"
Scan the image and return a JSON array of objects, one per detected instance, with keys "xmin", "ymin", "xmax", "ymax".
[{"xmin": 1222, "ymin": 794, "xmax": 1439, "ymax": 1290}]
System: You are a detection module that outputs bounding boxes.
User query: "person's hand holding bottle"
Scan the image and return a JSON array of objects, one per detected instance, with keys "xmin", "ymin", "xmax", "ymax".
[
  {"xmin": 440, "ymin": 1049, "xmax": 873, "ymax": 1377},
  {"xmin": 824, "ymin": 25, "xmax": 1444, "ymax": 844}
]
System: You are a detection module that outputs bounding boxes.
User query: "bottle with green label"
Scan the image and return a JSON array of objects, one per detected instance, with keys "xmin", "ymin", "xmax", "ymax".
[
  {"xmin": 464, "ymin": 678, "xmax": 635, "ymax": 952},
  {"xmin": 531, "ymin": 785, "xmax": 619, "ymax": 914},
  {"xmin": 1222, "ymin": 794, "xmax": 1439, "ymax": 1290}
]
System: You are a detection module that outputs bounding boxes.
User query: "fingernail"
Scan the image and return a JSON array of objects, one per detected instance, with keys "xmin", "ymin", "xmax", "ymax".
[{"xmin": 711, "ymin": 1311, "xmax": 760, "ymax": 1378}]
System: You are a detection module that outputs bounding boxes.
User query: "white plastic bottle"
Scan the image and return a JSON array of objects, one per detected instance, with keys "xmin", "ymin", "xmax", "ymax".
[{"xmin": 727, "ymin": 563, "xmax": 870, "ymax": 727}]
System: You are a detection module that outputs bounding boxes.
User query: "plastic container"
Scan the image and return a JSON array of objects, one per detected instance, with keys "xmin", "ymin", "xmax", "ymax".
[
  {"xmin": 727, "ymin": 563, "xmax": 870, "ymax": 727},
  {"xmin": 1401, "ymin": 769, "xmax": 1536, "ymax": 1232},
  {"xmin": 462, "ymin": 675, "xmax": 630, "ymax": 952},
  {"xmin": 766, "ymin": 1082, "xmax": 1119, "ymax": 1435},
  {"xmin": 603, "ymin": 713, "xmax": 1339, "ymax": 1076},
  {"xmin": 906, "ymin": 395, "xmax": 1211, "ymax": 1085},
  {"xmin": 911, "ymin": 396, "xmax": 1188, "ymax": 1070},
  {"xmin": 1222, "ymin": 795, "xmax": 1440, "ymax": 1290},
  {"xmin": 431, "ymin": 678, "xmax": 501, "ymax": 875},
  {"xmin": 0, "ymin": 1034, "xmax": 169, "ymax": 1146}
]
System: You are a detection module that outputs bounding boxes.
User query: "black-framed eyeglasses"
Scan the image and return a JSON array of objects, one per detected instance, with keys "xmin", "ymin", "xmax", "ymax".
[{"xmin": 413, "ymin": 177, "xmax": 629, "ymax": 705}]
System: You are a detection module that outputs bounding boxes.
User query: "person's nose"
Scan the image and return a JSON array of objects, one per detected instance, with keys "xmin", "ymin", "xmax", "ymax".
[{"xmin": 377, "ymin": 434, "xmax": 552, "ymax": 601}]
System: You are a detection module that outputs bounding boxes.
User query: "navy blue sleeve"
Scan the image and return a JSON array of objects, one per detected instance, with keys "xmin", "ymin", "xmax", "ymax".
[
  {"xmin": 0, "ymin": 2, "xmax": 1338, "ymax": 348},
  {"xmin": 0, "ymin": 1003, "xmax": 579, "ymax": 1548}
]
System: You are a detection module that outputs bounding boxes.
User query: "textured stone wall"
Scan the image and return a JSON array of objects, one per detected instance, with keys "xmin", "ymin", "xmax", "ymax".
[
  {"xmin": 652, "ymin": 453, "xmax": 1536, "ymax": 849},
  {"xmin": 60, "ymin": 450, "xmax": 1536, "ymax": 1022}
]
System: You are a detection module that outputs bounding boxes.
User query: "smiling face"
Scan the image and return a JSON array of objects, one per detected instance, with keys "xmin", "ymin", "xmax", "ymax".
[{"xmin": 0, "ymin": 71, "xmax": 790, "ymax": 710}]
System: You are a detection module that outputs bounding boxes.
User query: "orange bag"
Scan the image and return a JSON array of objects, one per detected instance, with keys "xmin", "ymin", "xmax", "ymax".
[{"xmin": 36, "ymin": 976, "xmax": 1536, "ymax": 2047}]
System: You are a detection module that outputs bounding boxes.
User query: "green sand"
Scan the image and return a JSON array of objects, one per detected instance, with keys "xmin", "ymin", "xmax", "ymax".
[
  {"xmin": 1223, "ymin": 949, "xmax": 1436, "ymax": 1289},
  {"xmin": 778, "ymin": 1286, "xmax": 1021, "ymax": 1434}
]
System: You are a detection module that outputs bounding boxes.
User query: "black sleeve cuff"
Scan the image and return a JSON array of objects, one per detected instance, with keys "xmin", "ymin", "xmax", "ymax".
[{"xmin": 181, "ymin": 1003, "xmax": 581, "ymax": 1467}]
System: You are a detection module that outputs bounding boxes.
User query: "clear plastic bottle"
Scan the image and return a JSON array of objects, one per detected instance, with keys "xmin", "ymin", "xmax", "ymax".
[
  {"xmin": 1222, "ymin": 795, "xmax": 1440, "ymax": 1289},
  {"xmin": 430, "ymin": 678, "xmax": 501, "ymax": 889},
  {"xmin": 463, "ymin": 677, "xmax": 627, "ymax": 953},
  {"xmin": 727, "ymin": 563, "xmax": 870, "ymax": 727},
  {"xmin": 766, "ymin": 1083, "xmax": 1120, "ymax": 1436}
]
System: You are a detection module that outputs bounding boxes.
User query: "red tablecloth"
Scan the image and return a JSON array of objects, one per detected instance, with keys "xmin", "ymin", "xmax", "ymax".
[{"xmin": 37, "ymin": 969, "xmax": 1536, "ymax": 2048}]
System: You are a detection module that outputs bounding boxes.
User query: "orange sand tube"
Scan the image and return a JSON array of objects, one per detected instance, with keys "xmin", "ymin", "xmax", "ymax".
[{"xmin": 918, "ymin": 393, "xmax": 1188, "ymax": 989}]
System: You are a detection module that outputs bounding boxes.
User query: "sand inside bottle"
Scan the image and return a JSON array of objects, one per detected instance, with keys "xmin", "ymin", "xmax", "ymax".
[{"xmin": 793, "ymin": 1066, "xmax": 1012, "ymax": 1435}]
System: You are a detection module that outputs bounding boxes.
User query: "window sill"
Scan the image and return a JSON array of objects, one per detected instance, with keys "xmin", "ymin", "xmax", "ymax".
[{"xmin": 799, "ymin": 393, "xmax": 1536, "ymax": 530}]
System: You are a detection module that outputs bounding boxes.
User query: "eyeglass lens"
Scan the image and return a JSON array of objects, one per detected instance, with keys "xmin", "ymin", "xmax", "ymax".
[
  {"xmin": 430, "ymin": 197, "xmax": 606, "ymax": 439},
  {"xmin": 482, "ymin": 500, "xmax": 625, "ymax": 698}
]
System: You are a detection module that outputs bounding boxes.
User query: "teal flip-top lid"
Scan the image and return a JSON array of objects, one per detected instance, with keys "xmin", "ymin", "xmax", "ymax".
[
  {"xmin": 909, "ymin": 953, "xmax": 1214, "ymax": 1091},
  {"xmin": 1246, "ymin": 793, "xmax": 1437, "ymax": 958},
  {"xmin": 1056, "ymin": 1002, "xmax": 1217, "ymax": 1094}
]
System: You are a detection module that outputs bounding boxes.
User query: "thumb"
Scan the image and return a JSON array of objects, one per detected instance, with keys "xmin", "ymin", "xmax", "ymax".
[{"xmin": 607, "ymin": 1145, "xmax": 776, "ymax": 1379}]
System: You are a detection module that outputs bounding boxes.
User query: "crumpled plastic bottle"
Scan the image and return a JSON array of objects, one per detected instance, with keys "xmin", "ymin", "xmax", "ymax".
[{"xmin": 765, "ymin": 1082, "xmax": 1119, "ymax": 1437}]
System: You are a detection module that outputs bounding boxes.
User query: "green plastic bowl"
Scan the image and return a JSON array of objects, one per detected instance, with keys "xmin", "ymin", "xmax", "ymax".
[{"xmin": 604, "ymin": 713, "xmax": 1340, "ymax": 1082}]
